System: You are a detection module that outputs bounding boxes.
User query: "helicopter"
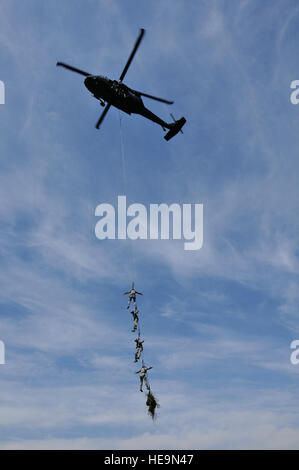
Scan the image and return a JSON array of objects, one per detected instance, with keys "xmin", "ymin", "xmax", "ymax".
[{"xmin": 57, "ymin": 28, "xmax": 186, "ymax": 141}]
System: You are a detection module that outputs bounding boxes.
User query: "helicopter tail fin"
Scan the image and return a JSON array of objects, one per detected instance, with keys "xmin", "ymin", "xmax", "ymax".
[{"xmin": 164, "ymin": 117, "xmax": 186, "ymax": 141}]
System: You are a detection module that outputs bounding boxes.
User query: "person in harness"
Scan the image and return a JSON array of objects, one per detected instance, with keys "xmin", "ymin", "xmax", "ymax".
[
  {"xmin": 131, "ymin": 309, "xmax": 139, "ymax": 333},
  {"xmin": 124, "ymin": 281, "xmax": 143, "ymax": 310},
  {"xmin": 134, "ymin": 337, "xmax": 144, "ymax": 363},
  {"xmin": 136, "ymin": 363, "xmax": 153, "ymax": 392}
]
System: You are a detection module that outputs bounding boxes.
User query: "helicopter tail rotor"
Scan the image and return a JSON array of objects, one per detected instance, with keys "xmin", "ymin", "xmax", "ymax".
[
  {"xmin": 170, "ymin": 113, "xmax": 184, "ymax": 133},
  {"xmin": 164, "ymin": 117, "xmax": 186, "ymax": 141}
]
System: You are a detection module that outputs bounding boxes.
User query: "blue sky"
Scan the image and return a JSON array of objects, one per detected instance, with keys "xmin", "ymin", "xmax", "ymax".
[{"xmin": 1, "ymin": 0, "xmax": 299, "ymax": 449}]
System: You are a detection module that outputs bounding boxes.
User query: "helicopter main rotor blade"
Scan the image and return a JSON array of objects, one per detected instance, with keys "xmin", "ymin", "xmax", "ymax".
[
  {"xmin": 95, "ymin": 103, "xmax": 112, "ymax": 129},
  {"xmin": 135, "ymin": 91, "xmax": 174, "ymax": 105},
  {"xmin": 56, "ymin": 62, "xmax": 91, "ymax": 77},
  {"xmin": 119, "ymin": 28, "xmax": 145, "ymax": 82}
]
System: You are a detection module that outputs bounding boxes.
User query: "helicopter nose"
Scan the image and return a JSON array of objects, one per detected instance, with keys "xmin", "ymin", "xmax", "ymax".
[{"xmin": 84, "ymin": 75, "xmax": 95, "ymax": 91}]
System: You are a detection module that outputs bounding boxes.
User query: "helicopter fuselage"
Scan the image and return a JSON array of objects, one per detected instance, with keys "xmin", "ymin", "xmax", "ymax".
[
  {"xmin": 84, "ymin": 75, "xmax": 144, "ymax": 115},
  {"xmin": 56, "ymin": 28, "xmax": 186, "ymax": 138}
]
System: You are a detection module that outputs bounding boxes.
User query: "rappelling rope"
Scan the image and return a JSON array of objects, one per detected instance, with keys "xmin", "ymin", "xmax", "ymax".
[
  {"xmin": 118, "ymin": 112, "xmax": 136, "ymax": 281},
  {"xmin": 119, "ymin": 113, "xmax": 128, "ymax": 193}
]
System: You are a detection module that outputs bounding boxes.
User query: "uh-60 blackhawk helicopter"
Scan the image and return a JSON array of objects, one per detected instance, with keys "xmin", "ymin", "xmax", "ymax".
[{"xmin": 57, "ymin": 28, "xmax": 186, "ymax": 141}]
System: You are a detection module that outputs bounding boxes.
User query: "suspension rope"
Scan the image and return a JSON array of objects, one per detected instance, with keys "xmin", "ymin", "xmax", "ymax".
[{"xmin": 118, "ymin": 112, "xmax": 136, "ymax": 281}]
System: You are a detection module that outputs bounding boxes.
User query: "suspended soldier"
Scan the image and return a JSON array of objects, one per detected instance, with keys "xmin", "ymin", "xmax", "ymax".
[
  {"xmin": 134, "ymin": 337, "xmax": 144, "ymax": 363},
  {"xmin": 131, "ymin": 309, "xmax": 139, "ymax": 332},
  {"xmin": 146, "ymin": 391, "xmax": 160, "ymax": 420},
  {"xmin": 136, "ymin": 363, "xmax": 153, "ymax": 392},
  {"xmin": 124, "ymin": 281, "xmax": 143, "ymax": 310}
]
